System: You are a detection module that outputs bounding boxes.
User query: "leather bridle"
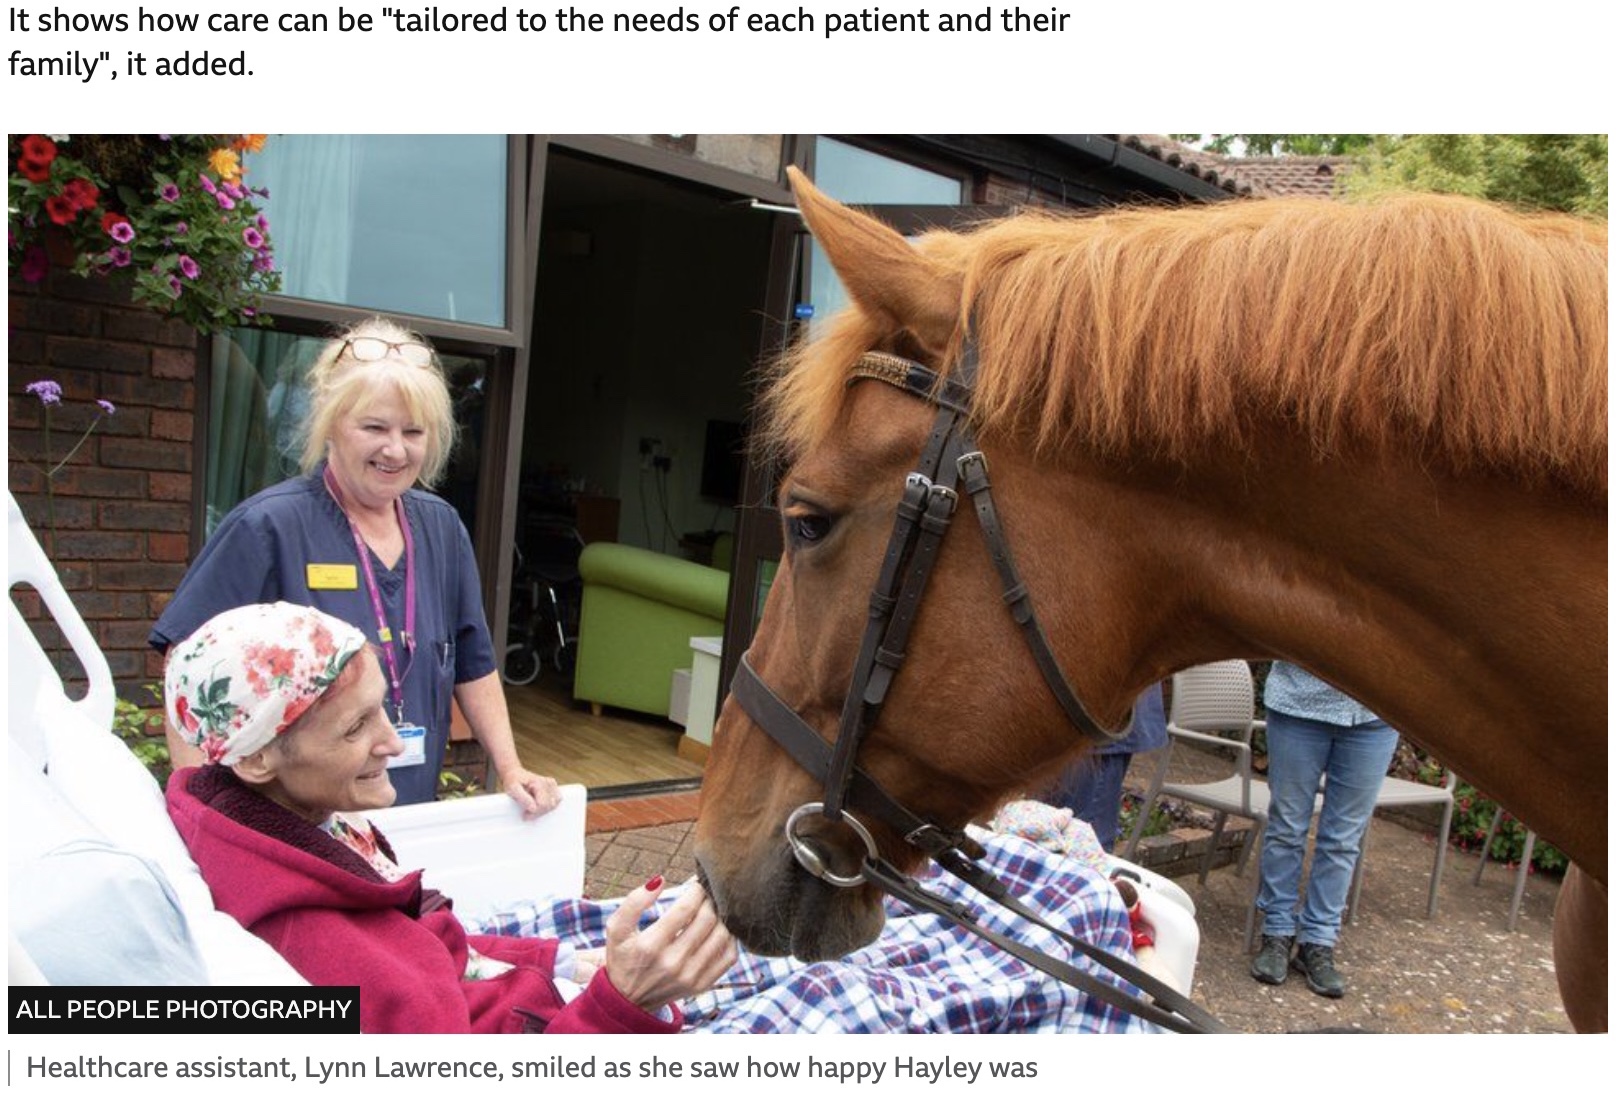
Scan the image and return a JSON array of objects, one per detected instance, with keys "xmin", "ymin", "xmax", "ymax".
[{"xmin": 729, "ymin": 344, "xmax": 1229, "ymax": 1034}]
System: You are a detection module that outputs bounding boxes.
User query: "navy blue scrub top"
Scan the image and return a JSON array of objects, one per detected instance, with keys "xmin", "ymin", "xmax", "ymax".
[{"xmin": 151, "ymin": 466, "xmax": 496, "ymax": 804}]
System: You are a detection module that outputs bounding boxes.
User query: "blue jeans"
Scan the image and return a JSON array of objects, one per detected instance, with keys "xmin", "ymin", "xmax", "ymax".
[
  {"xmin": 1255, "ymin": 709, "xmax": 1399, "ymax": 946},
  {"xmin": 1044, "ymin": 751, "xmax": 1132, "ymax": 851}
]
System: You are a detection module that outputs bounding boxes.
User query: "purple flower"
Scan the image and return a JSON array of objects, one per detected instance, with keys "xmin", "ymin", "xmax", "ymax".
[
  {"xmin": 166, "ymin": 275, "xmax": 183, "ymax": 299},
  {"xmin": 242, "ymin": 227, "xmax": 264, "ymax": 249},
  {"xmin": 174, "ymin": 221, "xmax": 189, "ymax": 235},
  {"xmin": 178, "ymin": 255, "xmax": 200, "ymax": 280},
  {"xmin": 224, "ymin": 181, "xmax": 244, "ymax": 199},
  {"xmin": 26, "ymin": 380, "xmax": 64, "ymax": 406},
  {"xmin": 256, "ymin": 215, "xmax": 269, "ymax": 232},
  {"xmin": 19, "ymin": 244, "xmax": 49, "ymax": 283},
  {"xmin": 253, "ymin": 253, "xmax": 276, "ymax": 273},
  {"xmin": 108, "ymin": 246, "xmax": 132, "ymax": 267},
  {"xmin": 108, "ymin": 220, "xmax": 135, "ymax": 244},
  {"xmin": 159, "ymin": 182, "xmax": 181, "ymax": 203},
  {"xmin": 96, "ymin": 399, "xmax": 117, "ymax": 416},
  {"xmin": 198, "ymin": 173, "xmax": 217, "ymax": 194},
  {"xmin": 215, "ymin": 191, "xmax": 236, "ymax": 211}
]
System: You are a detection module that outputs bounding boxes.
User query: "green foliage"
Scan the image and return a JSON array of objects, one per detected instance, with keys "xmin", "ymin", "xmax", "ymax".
[
  {"xmin": 436, "ymin": 770, "xmax": 483, "ymax": 801},
  {"xmin": 1345, "ymin": 134, "xmax": 1607, "ymax": 216},
  {"xmin": 1176, "ymin": 133, "xmax": 1606, "ymax": 216},
  {"xmin": 114, "ymin": 684, "xmax": 172, "ymax": 788},
  {"xmin": 1400, "ymin": 746, "xmax": 1569, "ymax": 876},
  {"xmin": 1119, "ymin": 791, "xmax": 1206, "ymax": 841},
  {"xmin": 1173, "ymin": 134, "xmax": 1376, "ymax": 156},
  {"xmin": 9, "ymin": 134, "xmax": 282, "ymax": 332}
]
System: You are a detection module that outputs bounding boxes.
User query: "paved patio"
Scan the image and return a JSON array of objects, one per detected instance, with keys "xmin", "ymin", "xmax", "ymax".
[{"xmin": 581, "ymin": 790, "xmax": 1572, "ymax": 1033}]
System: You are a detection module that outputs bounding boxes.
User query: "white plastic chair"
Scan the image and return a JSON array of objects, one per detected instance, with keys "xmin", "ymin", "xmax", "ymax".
[
  {"xmin": 1122, "ymin": 660, "xmax": 1270, "ymax": 879},
  {"xmin": 1120, "ymin": 660, "xmax": 1273, "ymax": 946},
  {"xmin": 1471, "ymin": 808, "xmax": 1538, "ymax": 931},
  {"xmin": 1349, "ymin": 766, "xmax": 1456, "ymax": 922}
]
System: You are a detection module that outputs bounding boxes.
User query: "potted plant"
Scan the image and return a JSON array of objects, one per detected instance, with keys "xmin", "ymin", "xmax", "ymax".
[{"xmin": 9, "ymin": 134, "xmax": 282, "ymax": 333}]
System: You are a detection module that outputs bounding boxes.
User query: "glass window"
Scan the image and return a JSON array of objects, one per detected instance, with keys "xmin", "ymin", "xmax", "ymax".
[
  {"xmin": 815, "ymin": 137, "xmax": 963, "ymax": 205},
  {"xmin": 247, "ymin": 136, "xmax": 508, "ymax": 327},
  {"xmin": 204, "ymin": 326, "xmax": 491, "ymax": 538},
  {"xmin": 807, "ymin": 138, "xmax": 964, "ymax": 325}
]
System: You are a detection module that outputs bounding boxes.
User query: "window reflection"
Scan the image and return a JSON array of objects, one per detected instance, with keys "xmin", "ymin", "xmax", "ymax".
[{"xmin": 247, "ymin": 135, "xmax": 507, "ymax": 327}]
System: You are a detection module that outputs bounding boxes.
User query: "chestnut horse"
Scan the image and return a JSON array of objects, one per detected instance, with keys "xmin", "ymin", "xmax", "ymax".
[{"xmin": 694, "ymin": 167, "xmax": 1607, "ymax": 1031}]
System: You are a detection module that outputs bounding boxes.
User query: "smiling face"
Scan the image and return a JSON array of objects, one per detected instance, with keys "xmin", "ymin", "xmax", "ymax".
[
  {"xmin": 242, "ymin": 650, "xmax": 404, "ymax": 823},
  {"xmin": 324, "ymin": 380, "xmax": 429, "ymax": 511}
]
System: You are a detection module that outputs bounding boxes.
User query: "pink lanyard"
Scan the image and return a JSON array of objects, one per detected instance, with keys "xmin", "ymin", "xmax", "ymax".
[{"xmin": 324, "ymin": 467, "xmax": 416, "ymax": 724}]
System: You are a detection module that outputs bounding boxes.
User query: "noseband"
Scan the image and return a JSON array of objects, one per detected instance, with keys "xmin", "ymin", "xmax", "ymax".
[{"xmin": 731, "ymin": 344, "xmax": 1228, "ymax": 1034}]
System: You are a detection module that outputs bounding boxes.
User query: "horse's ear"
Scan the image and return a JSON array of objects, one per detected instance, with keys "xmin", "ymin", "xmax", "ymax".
[{"xmin": 787, "ymin": 166, "xmax": 960, "ymax": 352}]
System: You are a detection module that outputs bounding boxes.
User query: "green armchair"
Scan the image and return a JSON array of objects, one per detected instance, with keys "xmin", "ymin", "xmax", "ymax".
[{"xmin": 573, "ymin": 542, "xmax": 729, "ymax": 717}]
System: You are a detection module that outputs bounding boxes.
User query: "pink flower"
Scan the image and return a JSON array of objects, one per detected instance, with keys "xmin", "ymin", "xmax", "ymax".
[
  {"xmin": 166, "ymin": 275, "xmax": 182, "ymax": 299},
  {"xmin": 19, "ymin": 244, "xmax": 48, "ymax": 283},
  {"xmin": 215, "ymin": 191, "xmax": 236, "ymax": 211},
  {"xmin": 178, "ymin": 255, "xmax": 200, "ymax": 280},
  {"xmin": 242, "ymin": 226, "xmax": 264, "ymax": 249},
  {"xmin": 158, "ymin": 182, "xmax": 181, "ymax": 203},
  {"xmin": 198, "ymin": 173, "xmax": 217, "ymax": 194},
  {"xmin": 107, "ymin": 246, "xmax": 132, "ymax": 267}
]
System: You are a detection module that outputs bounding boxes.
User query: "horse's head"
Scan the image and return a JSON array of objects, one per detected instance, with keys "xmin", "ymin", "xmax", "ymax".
[{"xmin": 693, "ymin": 169, "xmax": 1151, "ymax": 960}]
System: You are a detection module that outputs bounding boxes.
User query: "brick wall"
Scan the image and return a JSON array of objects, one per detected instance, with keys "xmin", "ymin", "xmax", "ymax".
[{"xmin": 8, "ymin": 264, "xmax": 199, "ymax": 703}]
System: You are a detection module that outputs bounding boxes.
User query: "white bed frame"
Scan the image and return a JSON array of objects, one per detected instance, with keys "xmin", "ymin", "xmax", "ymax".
[{"xmin": 7, "ymin": 491, "xmax": 585, "ymax": 986}]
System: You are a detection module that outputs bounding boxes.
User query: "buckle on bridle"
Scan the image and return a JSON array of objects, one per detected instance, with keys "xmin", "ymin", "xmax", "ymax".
[{"xmin": 784, "ymin": 802, "xmax": 880, "ymax": 888}]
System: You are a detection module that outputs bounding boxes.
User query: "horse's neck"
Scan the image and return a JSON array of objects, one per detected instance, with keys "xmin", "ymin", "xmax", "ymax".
[{"xmin": 1083, "ymin": 445, "xmax": 1606, "ymax": 878}]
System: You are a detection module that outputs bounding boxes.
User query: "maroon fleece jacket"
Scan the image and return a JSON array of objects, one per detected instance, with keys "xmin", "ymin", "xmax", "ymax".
[{"xmin": 167, "ymin": 765, "xmax": 680, "ymax": 1034}]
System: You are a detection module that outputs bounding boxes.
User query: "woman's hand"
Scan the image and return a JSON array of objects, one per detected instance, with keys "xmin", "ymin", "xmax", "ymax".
[
  {"xmin": 501, "ymin": 768, "xmax": 562, "ymax": 817},
  {"xmin": 601, "ymin": 877, "xmax": 737, "ymax": 1013}
]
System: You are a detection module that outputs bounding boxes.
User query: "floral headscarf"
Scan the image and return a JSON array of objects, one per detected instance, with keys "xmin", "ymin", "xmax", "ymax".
[{"xmin": 164, "ymin": 602, "xmax": 368, "ymax": 765}]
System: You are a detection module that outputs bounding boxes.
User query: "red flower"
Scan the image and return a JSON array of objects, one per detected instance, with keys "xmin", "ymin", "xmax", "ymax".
[
  {"xmin": 175, "ymin": 694, "xmax": 200, "ymax": 734},
  {"xmin": 61, "ymin": 177, "xmax": 100, "ymax": 211},
  {"xmin": 18, "ymin": 157, "xmax": 51, "ymax": 183},
  {"xmin": 44, "ymin": 194, "xmax": 78, "ymax": 225},
  {"xmin": 20, "ymin": 135, "xmax": 57, "ymax": 164}
]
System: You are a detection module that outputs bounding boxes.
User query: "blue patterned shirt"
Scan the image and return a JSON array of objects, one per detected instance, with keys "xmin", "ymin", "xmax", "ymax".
[{"xmin": 1262, "ymin": 660, "xmax": 1383, "ymax": 726}]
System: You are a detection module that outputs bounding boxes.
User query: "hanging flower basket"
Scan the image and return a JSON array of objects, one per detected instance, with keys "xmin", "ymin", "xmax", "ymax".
[{"xmin": 9, "ymin": 134, "xmax": 282, "ymax": 333}]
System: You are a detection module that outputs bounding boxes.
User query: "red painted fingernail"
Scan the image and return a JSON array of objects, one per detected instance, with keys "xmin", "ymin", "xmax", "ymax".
[{"xmin": 644, "ymin": 875, "xmax": 664, "ymax": 892}]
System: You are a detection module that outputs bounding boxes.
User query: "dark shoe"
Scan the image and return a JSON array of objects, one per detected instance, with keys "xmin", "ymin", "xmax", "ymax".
[
  {"xmin": 1292, "ymin": 943, "xmax": 1346, "ymax": 998},
  {"xmin": 1250, "ymin": 934, "xmax": 1293, "ymax": 985}
]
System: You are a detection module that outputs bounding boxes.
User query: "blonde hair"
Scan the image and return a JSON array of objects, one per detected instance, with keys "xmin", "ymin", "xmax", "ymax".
[{"xmin": 298, "ymin": 317, "xmax": 458, "ymax": 488}]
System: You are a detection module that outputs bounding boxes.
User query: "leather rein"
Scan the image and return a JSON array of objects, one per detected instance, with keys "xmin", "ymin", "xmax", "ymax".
[{"xmin": 729, "ymin": 346, "xmax": 1229, "ymax": 1034}]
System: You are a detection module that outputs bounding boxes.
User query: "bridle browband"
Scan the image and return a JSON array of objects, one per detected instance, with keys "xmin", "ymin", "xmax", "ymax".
[{"xmin": 730, "ymin": 344, "xmax": 1229, "ymax": 1034}]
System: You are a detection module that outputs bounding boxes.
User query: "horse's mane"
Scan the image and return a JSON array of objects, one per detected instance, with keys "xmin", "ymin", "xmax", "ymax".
[{"xmin": 765, "ymin": 194, "xmax": 1607, "ymax": 497}]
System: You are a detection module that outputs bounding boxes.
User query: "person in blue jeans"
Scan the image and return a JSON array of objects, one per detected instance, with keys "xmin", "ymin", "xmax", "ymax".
[
  {"xmin": 1043, "ymin": 683, "xmax": 1168, "ymax": 852},
  {"xmin": 1250, "ymin": 662, "xmax": 1399, "ymax": 997}
]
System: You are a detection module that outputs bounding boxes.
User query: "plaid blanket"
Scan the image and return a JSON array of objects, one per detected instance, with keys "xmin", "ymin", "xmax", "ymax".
[{"xmin": 474, "ymin": 830, "xmax": 1158, "ymax": 1034}]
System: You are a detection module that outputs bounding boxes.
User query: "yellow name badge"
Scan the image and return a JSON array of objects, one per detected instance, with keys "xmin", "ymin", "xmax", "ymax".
[{"xmin": 306, "ymin": 563, "xmax": 359, "ymax": 590}]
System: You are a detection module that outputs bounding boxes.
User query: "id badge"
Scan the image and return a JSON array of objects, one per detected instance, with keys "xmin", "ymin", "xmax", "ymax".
[{"xmin": 390, "ymin": 723, "xmax": 427, "ymax": 768}]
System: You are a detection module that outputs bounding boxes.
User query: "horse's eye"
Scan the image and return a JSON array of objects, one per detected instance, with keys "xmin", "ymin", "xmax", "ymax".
[{"xmin": 789, "ymin": 513, "xmax": 833, "ymax": 546}]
